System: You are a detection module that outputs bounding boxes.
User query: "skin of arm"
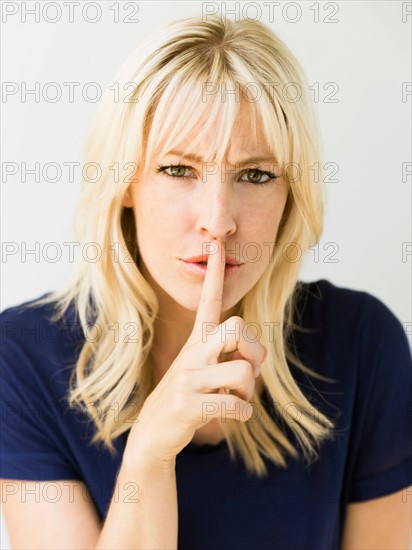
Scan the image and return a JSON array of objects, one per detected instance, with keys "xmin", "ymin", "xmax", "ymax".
[
  {"xmin": 1, "ymin": 453, "xmax": 177, "ymax": 550},
  {"xmin": 95, "ymin": 452, "xmax": 178, "ymax": 550},
  {"xmin": 0, "ymin": 478, "xmax": 102, "ymax": 549},
  {"xmin": 341, "ymin": 487, "xmax": 412, "ymax": 549}
]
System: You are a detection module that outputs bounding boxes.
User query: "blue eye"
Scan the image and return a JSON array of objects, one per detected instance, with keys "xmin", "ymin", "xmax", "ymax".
[{"xmin": 154, "ymin": 164, "xmax": 279, "ymax": 186}]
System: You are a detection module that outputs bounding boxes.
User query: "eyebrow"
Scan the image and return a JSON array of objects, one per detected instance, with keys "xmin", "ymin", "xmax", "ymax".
[{"xmin": 163, "ymin": 150, "xmax": 278, "ymax": 166}]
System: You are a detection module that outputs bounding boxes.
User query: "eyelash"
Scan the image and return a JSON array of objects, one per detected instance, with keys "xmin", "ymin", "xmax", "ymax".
[{"xmin": 154, "ymin": 164, "xmax": 279, "ymax": 186}]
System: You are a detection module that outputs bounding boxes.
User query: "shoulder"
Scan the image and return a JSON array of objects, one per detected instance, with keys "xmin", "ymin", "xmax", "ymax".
[
  {"xmin": 294, "ymin": 278, "xmax": 408, "ymax": 342},
  {"xmin": 0, "ymin": 293, "xmax": 83, "ymax": 386},
  {"xmin": 0, "ymin": 297, "xmax": 87, "ymax": 482},
  {"xmin": 290, "ymin": 279, "xmax": 411, "ymax": 407},
  {"xmin": 1, "ymin": 291, "xmax": 63, "ymax": 322},
  {"xmin": 1, "ymin": 292, "xmax": 82, "ymax": 348}
]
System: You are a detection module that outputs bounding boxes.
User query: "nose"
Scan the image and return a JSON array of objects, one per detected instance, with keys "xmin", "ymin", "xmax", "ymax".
[{"xmin": 195, "ymin": 174, "xmax": 237, "ymax": 240}]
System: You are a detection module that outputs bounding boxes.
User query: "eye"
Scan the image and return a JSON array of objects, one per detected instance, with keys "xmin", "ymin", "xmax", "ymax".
[
  {"xmin": 155, "ymin": 164, "xmax": 194, "ymax": 178},
  {"xmin": 239, "ymin": 168, "xmax": 279, "ymax": 185},
  {"xmin": 154, "ymin": 164, "xmax": 279, "ymax": 186}
]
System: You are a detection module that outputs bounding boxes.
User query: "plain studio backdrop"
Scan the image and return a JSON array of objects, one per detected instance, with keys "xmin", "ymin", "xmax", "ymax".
[{"xmin": 1, "ymin": 1, "xmax": 411, "ymax": 548}]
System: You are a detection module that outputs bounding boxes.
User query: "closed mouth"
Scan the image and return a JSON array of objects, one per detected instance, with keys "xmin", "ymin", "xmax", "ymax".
[{"xmin": 182, "ymin": 255, "xmax": 242, "ymax": 266}]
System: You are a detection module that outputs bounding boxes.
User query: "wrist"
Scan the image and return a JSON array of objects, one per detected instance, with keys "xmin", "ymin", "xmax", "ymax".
[{"xmin": 121, "ymin": 443, "xmax": 176, "ymax": 475}]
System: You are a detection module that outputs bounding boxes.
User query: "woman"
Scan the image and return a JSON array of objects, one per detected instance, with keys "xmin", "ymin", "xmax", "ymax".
[{"xmin": 1, "ymin": 13, "xmax": 411, "ymax": 549}]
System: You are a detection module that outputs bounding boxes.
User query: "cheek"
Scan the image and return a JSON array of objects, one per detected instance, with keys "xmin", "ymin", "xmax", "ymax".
[
  {"xmin": 244, "ymin": 196, "xmax": 285, "ymax": 235},
  {"xmin": 265, "ymin": 189, "xmax": 288, "ymax": 229},
  {"xmin": 135, "ymin": 188, "xmax": 178, "ymax": 229},
  {"xmin": 144, "ymin": 187, "xmax": 189, "ymax": 219}
]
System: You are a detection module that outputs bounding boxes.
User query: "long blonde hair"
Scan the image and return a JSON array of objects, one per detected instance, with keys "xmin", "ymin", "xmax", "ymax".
[{"xmin": 29, "ymin": 14, "xmax": 339, "ymax": 477}]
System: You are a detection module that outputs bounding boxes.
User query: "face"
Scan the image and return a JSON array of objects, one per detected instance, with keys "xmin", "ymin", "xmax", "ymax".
[{"xmin": 122, "ymin": 102, "xmax": 289, "ymax": 319}]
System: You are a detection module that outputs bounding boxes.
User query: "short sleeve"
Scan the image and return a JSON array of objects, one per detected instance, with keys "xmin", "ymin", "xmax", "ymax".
[
  {"xmin": 347, "ymin": 297, "xmax": 412, "ymax": 502},
  {"xmin": 0, "ymin": 312, "xmax": 82, "ymax": 481}
]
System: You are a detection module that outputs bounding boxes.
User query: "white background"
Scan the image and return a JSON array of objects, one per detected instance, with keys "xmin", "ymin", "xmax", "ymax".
[{"xmin": 1, "ymin": 1, "xmax": 411, "ymax": 548}]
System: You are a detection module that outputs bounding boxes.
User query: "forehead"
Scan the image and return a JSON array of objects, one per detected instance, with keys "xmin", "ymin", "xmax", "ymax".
[{"xmin": 153, "ymin": 99, "xmax": 271, "ymax": 164}]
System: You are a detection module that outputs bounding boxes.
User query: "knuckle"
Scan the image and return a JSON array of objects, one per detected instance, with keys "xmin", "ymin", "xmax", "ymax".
[
  {"xmin": 226, "ymin": 315, "xmax": 245, "ymax": 329},
  {"xmin": 223, "ymin": 315, "xmax": 244, "ymax": 330},
  {"xmin": 220, "ymin": 317, "xmax": 244, "ymax": 346}
]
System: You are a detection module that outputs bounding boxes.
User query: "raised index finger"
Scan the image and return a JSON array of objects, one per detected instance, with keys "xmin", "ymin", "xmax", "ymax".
[{"xmin": 188, "ymin": 239, "xmax": 226, "ymax": 345}]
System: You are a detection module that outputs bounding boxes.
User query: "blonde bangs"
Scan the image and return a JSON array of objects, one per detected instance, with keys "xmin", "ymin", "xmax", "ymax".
[
  {"xmin": 141, "ymin": 57, "xmax": 290, "ymax": 173},
  {"xmin": 142, "ymin": 78, "xmax": 238, "ymax": 172}
]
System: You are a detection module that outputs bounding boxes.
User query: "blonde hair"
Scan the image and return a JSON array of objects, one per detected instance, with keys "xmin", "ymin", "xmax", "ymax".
[{"xmin": 29, "ymin": 13, "xmax": 339, "ymax": 477}]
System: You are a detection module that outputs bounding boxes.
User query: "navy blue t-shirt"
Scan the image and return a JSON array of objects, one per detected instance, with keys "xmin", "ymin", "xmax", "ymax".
[{"xmin": 1, "ymin": 279, "xmax": 411, "ymax": 549}]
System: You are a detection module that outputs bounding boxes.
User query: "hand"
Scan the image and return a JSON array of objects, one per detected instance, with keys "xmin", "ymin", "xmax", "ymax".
[{"xmin": 125, "ymin": 240, "xmax": 267, "ymax": 465}]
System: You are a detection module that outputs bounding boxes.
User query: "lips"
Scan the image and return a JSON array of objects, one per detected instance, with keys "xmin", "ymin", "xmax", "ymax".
[
  {"xmin": 181, "ymin": 259, "xmax": 242, "ymax": 277},
  {"xmin": 183, "ymin": 254, "xmax": 242, "ymax": 265}
]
